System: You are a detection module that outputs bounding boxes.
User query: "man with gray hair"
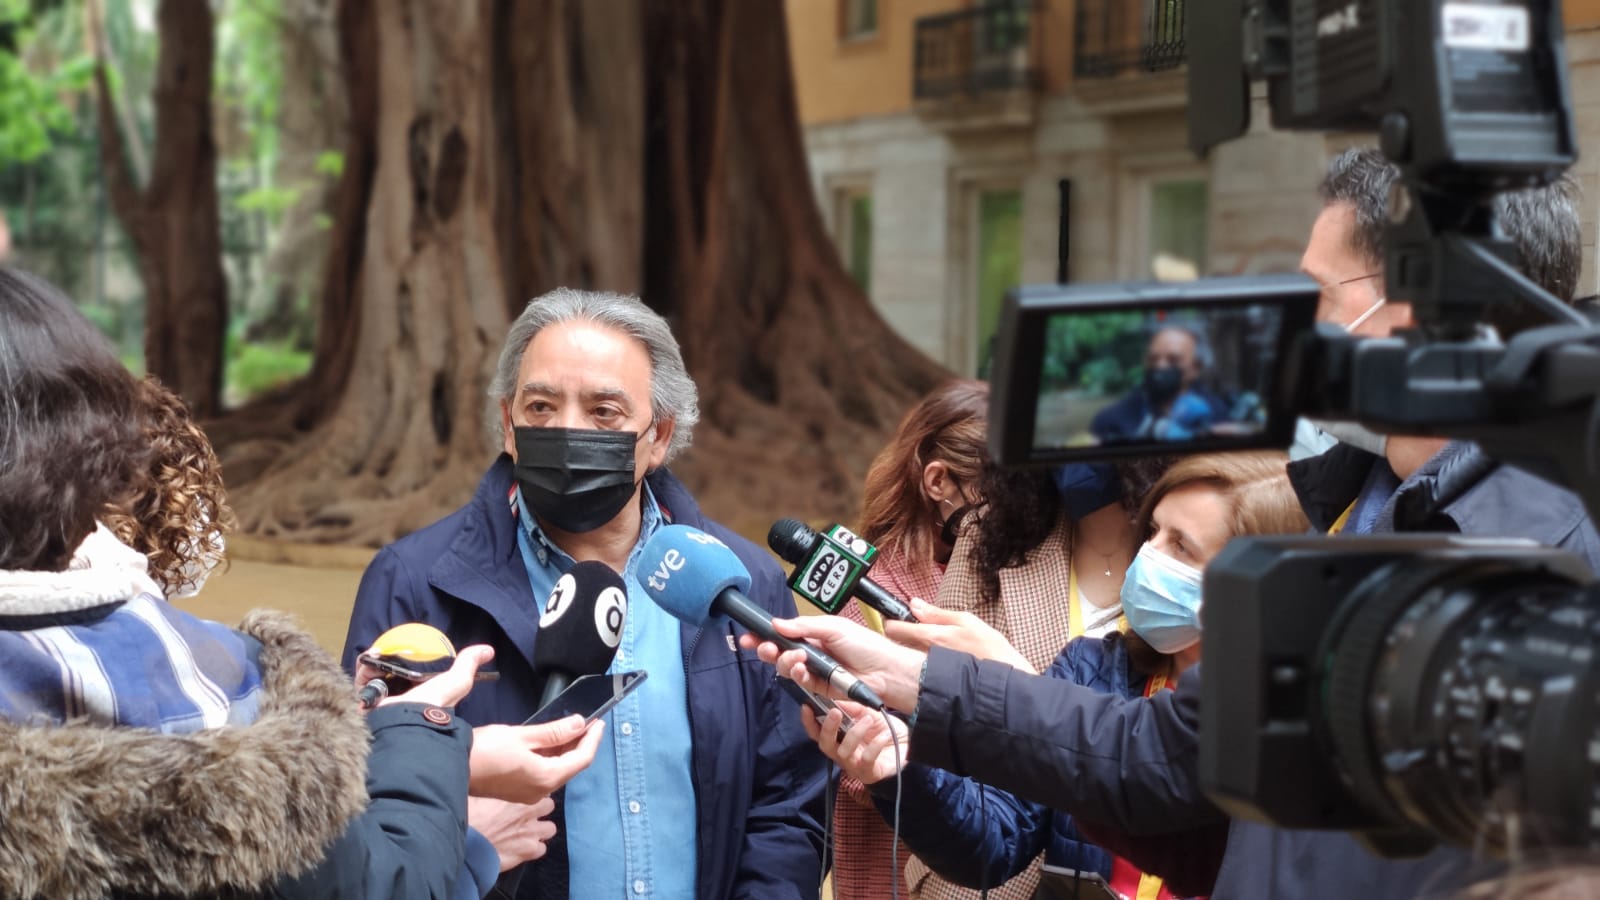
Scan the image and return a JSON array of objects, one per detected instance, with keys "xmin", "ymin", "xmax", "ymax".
[{"xmin": 343, "ymin": 288, "xmax": 826, "ymax": 899}]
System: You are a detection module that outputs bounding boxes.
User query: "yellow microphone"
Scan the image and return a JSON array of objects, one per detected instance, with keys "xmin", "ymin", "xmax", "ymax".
[{"xmin": 356, "ymin": 623, "xmax": 497, "ymax": 708}]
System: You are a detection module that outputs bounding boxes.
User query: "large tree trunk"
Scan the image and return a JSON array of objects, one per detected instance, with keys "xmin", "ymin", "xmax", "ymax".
[
  {"xmin": 222, "ymin": 0, "xmax": 947, "ymax": 544},
  {"xmin": 491, "ymin": 0, "xmax": 645, "ymax": 309},
  {"xmin": 642, "ymin": 0, "xmax": 949, "ymax": 526},
  {"xmin": 226, "ymin": 0, "xmax": 508, "ymax": 544},
  {"xmin": 92, "ymin": 0, "xmax": 228, "ymax": 417}
]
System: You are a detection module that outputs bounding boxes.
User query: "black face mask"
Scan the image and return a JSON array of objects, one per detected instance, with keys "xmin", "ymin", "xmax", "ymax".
[
  {"xmin": 1144, "ymin": 366, "xmax": 1184, "ymax": 404},
  {"xmin": 513, "ymin": 426, "xmax": 647, "ymax": 534},
  {"xmin": 934, "ymin": 501, "xmax": 981, "ymax": 565}
]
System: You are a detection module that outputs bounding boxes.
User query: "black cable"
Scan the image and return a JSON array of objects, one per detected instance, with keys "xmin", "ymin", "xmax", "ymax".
[
  {"xmin": 886, "ymin": 707, "xmax": 902, "ymax": 900},
  {"xmin": 821, "ymin": 759, "xmax": 836, "ymax": 896},
  {"xmin": 979, "ymin": 780, "xmax": 989, "ymax": 900}
]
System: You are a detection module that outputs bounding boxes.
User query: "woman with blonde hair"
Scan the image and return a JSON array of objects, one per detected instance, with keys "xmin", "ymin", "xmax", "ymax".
[{"xmin": 821, "ymin": 451, "xmax": 1309, "ymax": 900}]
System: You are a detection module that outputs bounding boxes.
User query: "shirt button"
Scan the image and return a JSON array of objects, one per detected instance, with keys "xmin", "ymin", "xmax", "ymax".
[
  {"xmin": 633, "ymin": 879, "xmax": 647, "ymax": 894},
  {"xmin": 628, "ymin": 800, "xmax": 642, "ymax": 814},
  {"xmin": 620, "ymin": 722, "xmax": 634, "ymax": 736}
]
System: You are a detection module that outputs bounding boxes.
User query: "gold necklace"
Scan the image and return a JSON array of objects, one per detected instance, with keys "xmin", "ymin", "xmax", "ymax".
[{"xmin": 1075, "ymin": 528, "xmax": 1126, "ymax": 577}]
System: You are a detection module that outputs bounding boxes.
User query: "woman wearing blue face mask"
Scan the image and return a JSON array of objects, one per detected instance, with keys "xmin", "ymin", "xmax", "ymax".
[{"xmin": 821, "ymin": 451, "xmax": 1308, "ymax": 900}]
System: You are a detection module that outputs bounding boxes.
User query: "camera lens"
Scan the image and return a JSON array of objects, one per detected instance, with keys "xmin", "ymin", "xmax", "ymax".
[{"xmin": 1319, "ymin": 558, "xmax": 1600, "ymax": 853}]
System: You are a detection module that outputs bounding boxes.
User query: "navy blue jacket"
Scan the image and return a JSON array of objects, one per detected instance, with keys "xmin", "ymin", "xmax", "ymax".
[
  {"xmin": 909, "ymin": 441, "xmax": 1600, "ymax": 900},
  {"xmin": 870, "ymin": 634, "xmax": 1155, "ymax": 890},
  {"xmin": 274, "ymin": 703, "xmax": 476, "ymax": 899},
  {"xmin": 341, "ymin": 456, "xmax": 827, "ymax": 900}
]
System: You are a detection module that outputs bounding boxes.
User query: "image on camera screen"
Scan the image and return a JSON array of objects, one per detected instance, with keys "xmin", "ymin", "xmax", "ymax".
[{"xmin": 1031, "ymin": 303, "xmax": 1285, "ymax": 452}]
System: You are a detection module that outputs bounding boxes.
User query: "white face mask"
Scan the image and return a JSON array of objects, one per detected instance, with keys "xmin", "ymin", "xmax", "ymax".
[
  {"xmin": 167, "ymin": 531, "xmax": 225, "ymax": 601},
  {"xmin": 1299, "ymin": 293, "xmax": 1393, "ymax": 457},
  {"xmin": 1344, "ymin": 296, "xmax": 1387, "ymax": 334}
]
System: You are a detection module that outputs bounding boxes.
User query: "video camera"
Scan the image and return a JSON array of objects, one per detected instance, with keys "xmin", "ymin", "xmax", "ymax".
[{"xmin": 989, "ymin": 0, "xmax": 1600, "ymax": 859}]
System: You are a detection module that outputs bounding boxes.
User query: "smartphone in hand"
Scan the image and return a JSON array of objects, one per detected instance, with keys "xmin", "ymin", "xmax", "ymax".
[
  {"xmin": 777, "ymin": 678, "xmax": 856, "ymax": 740},
  {"xmin": 524, "ymin": 671, "xmax": 648, "ymax": 726}
]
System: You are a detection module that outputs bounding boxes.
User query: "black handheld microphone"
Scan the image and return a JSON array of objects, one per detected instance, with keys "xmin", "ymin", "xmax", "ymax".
[
  {"xmin": 767, "ymin": 519, "xmax": 917, "ymax": 623},
  {"xmin": 532, "ymin": 560, "xmax": 630, "ymax": 712},
  {"xmin": 640, "ymin": 524, "xmax": 886, "ymax": 711}
]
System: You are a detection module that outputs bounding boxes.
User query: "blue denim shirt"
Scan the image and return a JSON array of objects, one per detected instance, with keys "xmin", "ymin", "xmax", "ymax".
[{"xmin": 515, "ymin": 485, "xmax": 698, "ymax": 899}]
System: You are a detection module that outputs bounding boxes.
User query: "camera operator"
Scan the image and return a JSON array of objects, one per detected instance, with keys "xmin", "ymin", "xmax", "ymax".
[{"xmin": 742, "ymin": 150, "xmax": 1600, "ymax": 900}]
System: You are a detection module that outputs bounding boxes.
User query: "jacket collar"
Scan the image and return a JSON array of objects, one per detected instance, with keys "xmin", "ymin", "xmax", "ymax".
[
  {"xmin": 428, "ymin": 455, "xmax": 710, "ymax": 669},
  {"xmin": 1288, "ymin": 440, "xmax": 1583, "ymax": 547},
  {"xmin": 1288, "ymin": 441, "xmax": 1489, "ymax": 534},
  {"xmin": 1286, "ymin": 443, "xmax": 1383, "ymax": 532},
  {"xmin": 0, "ymin": 524, "xmax": 159, "ymax": 618}
]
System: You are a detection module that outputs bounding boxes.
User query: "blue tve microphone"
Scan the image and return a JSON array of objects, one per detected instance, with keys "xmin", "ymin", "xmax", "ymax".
[{"xmin": 639, "ymin": 524, "xmax": 885, "ymax": 710}]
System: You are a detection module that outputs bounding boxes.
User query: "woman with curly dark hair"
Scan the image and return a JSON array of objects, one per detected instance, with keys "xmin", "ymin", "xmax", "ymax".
[
  {"xmin": 102, "ymin": 376, "xmax": 235, "ymax": 598},
  {"xmin": 858, "ymin": 457, "xmax": 1152, "ymax": 897}
]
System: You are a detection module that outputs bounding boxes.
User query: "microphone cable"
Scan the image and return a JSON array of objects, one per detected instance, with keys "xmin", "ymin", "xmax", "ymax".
[
  {"xmin": 884, "ymin": 707, "xmax": 991, "ymax": 900},
  {"xmin": 822, "ymin": 758, "xmax": 836, "ymax": 895},
  {"xmin": 887, "ymin": 706, "xmax": 902, "ymax": 900}
]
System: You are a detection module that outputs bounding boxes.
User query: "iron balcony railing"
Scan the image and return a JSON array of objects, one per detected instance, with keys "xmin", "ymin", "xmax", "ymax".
[
  {"xmin": 1075, "ymin": 0, "xmax": 1187, "ymax": 78},
  {"xmin": 913, "ymin": 2, "xmax": 1039, "ymax": 100}
]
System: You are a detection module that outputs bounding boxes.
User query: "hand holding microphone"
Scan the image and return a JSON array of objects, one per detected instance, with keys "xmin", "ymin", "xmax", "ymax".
[
  {"xmin": 639, "ymin": 524, "xmax": 887, "ymax": 710},
  {"xmin": 529, "ymin": 561, "xmax": 631, "ymax": 713},
  {"xmin": 734, "ymin": 614, "xmax": 926, "ymax": 712},
  {"xmin": 354, "ymin": 622, "xmax": 499, "ymax": 709},
  {"xmin": 460, "ymin": 560, "xmax": 627, "ymax": 804},
  {"xmin": 884, "ymin": 597, "xmax": 1039, "ymax": 674}
]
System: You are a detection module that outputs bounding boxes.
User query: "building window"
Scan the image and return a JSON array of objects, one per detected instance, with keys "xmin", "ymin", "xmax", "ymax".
[
  {"xmin": 836, "ymin": 189, "xmax": 874, "ymax": 295},
  {"xmin": 975, "ymin": 188, "xmax": 1022, "ymax": 377},
  {"xmin": 1147, "ymin": 179, "xmax": 1207, "ymax": 280},
  {"xmin": 841, "ymin": 0, "xmax": 879, "ymax": 41}
]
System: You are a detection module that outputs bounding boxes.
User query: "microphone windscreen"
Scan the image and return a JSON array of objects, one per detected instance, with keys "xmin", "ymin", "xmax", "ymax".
[
  {"xmin": 766, "ymin": 518, "xmax": 818, "ymax": 566},
  {"xmin": 533, "ymin": 560, "xmax": 629, "ymax": 680},
  {"xmin": 639, "ymin": 524, "xmax": 751, "ymax": 625}
]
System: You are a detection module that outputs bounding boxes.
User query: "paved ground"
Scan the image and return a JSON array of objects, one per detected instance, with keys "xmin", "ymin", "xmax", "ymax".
[{"xmin": 177, "ymin": 555, "xmax": 371, "ymax": 657}]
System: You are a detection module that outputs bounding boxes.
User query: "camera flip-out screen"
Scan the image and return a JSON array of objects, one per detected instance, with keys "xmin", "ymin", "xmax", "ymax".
[{"xmin": 990, "ymin": 274, "xmax": 1319, "ymax": 467}]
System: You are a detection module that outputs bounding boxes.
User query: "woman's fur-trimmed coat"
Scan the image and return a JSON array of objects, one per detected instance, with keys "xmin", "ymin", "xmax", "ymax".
[{"xmin": 0, "ymin": 610, "xmax": 370, "ymax": 899}]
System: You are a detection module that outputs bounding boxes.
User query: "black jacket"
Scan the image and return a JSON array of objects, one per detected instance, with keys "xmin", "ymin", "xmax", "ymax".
[{"xmin": 910, "ymin": 441, "xmax": 1600, "ymax": 900}]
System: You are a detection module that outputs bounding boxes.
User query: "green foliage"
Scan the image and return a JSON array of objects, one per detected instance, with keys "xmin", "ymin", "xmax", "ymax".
[
  {"xmin": 216, "ymin": 0, "xmax": 284, "ymax": 171},
  {"xmin": 315, "ymin": 149, "xmax": 343, "ymax": 177},
  {"xmin": 976, "ymin": 190, "xmax": 1022, "ymax": 377},
  {"xmin": 1040, "ymin": 311, "xmax": 1145, "ymax": 393},
  {"xmin": 0, "ymin": 0, "xmax": 92, "ymax": 165},
  {"xmin": 235, "ymin": 182, "xmax": 302, "ymax": 215},
  {"xmin": 226, "ymin": 336, "xmax": 311, "ymax": 402}
]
